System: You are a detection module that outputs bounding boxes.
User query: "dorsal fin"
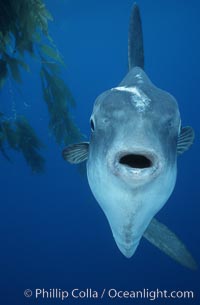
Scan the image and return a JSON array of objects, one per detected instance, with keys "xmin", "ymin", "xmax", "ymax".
[{"xmin": 128, "ymin": 3, "xmax": 144, "ymax": 70}]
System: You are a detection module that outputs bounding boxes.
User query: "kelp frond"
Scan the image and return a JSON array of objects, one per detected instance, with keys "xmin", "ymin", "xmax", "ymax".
[
  {"xmin": 0, "ymin": 0, "xmax": 83, "ymax": 171},
  {"xmin": 0, "ymin": 60, "xmax": 7, "ymax": 89},
  {"xmin": 15, "ymin": 117, "xmax": 45, "ymax": 173},
  {"xmin": 0, "ymin": 113, "xmax": 45, "ymax": 173},
  {"xmin": 40, "ymin": 63, "xmax": 82, "ymax": 145},
  {"xmin": 1, "ymin": 120, "xmax": 18, "ymax": 149},
  {"xmin": 0, "ymin": 125, "xmax": 8, "ymax": 160}
]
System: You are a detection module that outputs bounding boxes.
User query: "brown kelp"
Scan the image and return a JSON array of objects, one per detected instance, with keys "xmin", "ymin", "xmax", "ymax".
[
  {"xmin": 0, "ymin": 0, "xmax": 82, "ymax": 172},
  {"xmin": 0, "ymin": 116, "xmax": 45, "ymax": 172}
]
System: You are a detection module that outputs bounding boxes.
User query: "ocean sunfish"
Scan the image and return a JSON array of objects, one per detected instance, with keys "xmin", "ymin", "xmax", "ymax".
[{"xmin": 63, "ymin": 4, "xmax": 196, "ymax": 269}]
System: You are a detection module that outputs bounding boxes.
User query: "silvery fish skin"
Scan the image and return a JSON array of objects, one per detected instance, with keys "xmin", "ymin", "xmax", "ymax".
[
  {"xmin": 87, "ymin": 66, "xmax": 180, "ymax": 257},
  {"xmin": 62, "ymin": 4, "xmax": 195, "ymax": 268}
]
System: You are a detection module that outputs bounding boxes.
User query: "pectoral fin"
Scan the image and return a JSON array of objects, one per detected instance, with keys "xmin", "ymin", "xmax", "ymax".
[
  {"xmin": 177, "ymin": 126, "xmax": 194, "ymax": 155},
  {"xmin": 62, "ymin": 142, "xmax": 89, "ymax": 164},
  {"xmin": 144, "ymin": 218, "xmax": 197, "ymax": 270}
]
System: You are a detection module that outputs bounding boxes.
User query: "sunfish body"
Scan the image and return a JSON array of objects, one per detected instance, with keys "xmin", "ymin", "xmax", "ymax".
[
  {"xmin": 63, "ymin": 4, "xmax": 196, "ymax": 269},
  {"xmin": 87, "ymin": 68, "xmax": 180, "ymax": 258}
]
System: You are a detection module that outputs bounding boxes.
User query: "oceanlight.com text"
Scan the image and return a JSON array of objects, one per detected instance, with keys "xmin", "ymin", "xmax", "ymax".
[{"xmin": 24, "ymin": 288, "xmax": 195, "ymax": 301}]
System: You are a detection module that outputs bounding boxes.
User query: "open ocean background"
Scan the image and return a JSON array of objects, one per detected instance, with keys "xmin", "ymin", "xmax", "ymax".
[{"xmin": 0, "ymin": 0, "xmax": 199, "ymax": 304}]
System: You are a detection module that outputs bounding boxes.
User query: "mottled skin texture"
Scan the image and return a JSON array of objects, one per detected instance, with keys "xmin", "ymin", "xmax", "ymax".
[
  {"xmin": 62, "ymin": 3, "xmax": 195, "ymax": 267},
  {"xmin": 87, "ymin": 67, "xmax": 181, "ymax": 257}
]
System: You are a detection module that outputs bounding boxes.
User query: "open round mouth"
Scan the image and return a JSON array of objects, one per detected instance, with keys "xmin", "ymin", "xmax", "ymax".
[
  {"xmin": 119, "ymin": 154, "xmax": 153, "ymax": 169},
  {"xmin": 109, "ymin": 149, "xmax": 162, "ymax": 182}
]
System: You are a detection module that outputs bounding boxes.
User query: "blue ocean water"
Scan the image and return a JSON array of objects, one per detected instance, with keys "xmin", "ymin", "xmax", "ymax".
[{"xmin": 0, "ymin": 0, "xmax": 199, "ymax": 304}]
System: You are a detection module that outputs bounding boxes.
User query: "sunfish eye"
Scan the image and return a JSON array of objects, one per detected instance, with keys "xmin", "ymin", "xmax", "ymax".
[
  {"xmin": 167, "ymin": 119, "xmax": 173, "ymax": 128},
  {"xmin": 90, "ymin": 118, "xmax": 95, "ymax": 131}
]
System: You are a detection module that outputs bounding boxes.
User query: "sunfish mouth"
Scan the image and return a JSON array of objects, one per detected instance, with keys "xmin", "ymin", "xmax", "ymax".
[
  {"xmin": 119, "ymin": 153, "xmax": 152, "ymax": 168},
  {"xmin": 110, "ymin": 149, "xmax": 162, "ymax": 181}
]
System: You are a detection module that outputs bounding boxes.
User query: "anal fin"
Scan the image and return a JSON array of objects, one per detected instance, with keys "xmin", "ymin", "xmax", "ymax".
[{"xmin": 143, "ymin": 218, "xmax": 197, "ymax": 270}]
